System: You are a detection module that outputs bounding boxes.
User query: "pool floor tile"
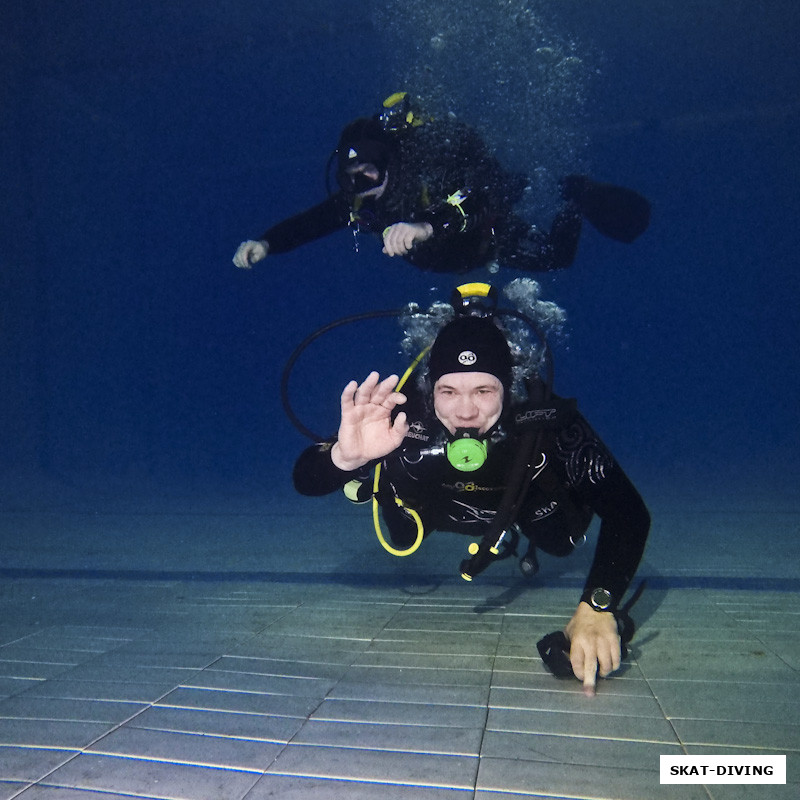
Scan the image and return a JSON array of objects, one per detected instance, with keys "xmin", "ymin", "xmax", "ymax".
[
  {"xmin": 476, "ymin": 756, "xmax": 710, "ymax": 799},
  {"xmin": 292, "ymin": 719, "xmax": 484, "ymax": 756},
  {"xmin": 481, "ymin": 730, "xmax": 685, "ymax": 770},
  {"xmin": 310, "ymin": 697, "xmax": 489, "ymax": 728},
  {"xmin": 127, "ymin": 704, "xmax": 306, "ymax": 742},
  {"xmin": 39, "ymin": 753, "xmax": 262, "ymax": 799},
  {"xmin": 85, "ymin": 726, "xmax": 284, "ymax": 771},
  {"xmin": 245, "ymin": 774, "xmax": 471, "ymax": 799},
  {"xmin": 0, "ymin": 747, "xmax": 78, "ymax": 783},
  {"xmin": 266, "ymin": 743, "xmax": 478, "ymax": 789},
  {"xmin": 1, "ymin": 561, "xmax": 797, "ymax": 798}
]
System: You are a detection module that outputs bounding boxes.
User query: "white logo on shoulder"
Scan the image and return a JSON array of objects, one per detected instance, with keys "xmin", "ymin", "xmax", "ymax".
[{"xmin": 458, "ymin": 350, "xmax": 477, "ymax": 366}]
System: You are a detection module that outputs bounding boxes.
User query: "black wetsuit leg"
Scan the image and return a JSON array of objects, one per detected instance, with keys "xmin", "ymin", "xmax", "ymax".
[
  {"xmin": 517, "ymin": 494, "xmax": 594, "ymax": 559},
  {"xmin": 495, "ymin": 203, "xmax": 582, "ymax": 272}
]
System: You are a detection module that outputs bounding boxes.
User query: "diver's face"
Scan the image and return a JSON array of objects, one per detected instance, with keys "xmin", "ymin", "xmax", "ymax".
[
  {"xmin": 345, "ymin": 163, "xmax": 388, "ymax": 198},
  {"xmin": 433, "ymin": 372, "xmax": 504, "ymax": 435}
]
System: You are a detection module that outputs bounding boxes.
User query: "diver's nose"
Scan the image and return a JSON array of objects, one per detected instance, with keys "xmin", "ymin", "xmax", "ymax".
[{"xmin": 455, "ymin": 396, "xmax": 479, "ymax": 422}]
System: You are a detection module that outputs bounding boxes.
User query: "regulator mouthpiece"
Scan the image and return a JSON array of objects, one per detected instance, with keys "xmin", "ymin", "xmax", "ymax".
[{"xmin": 447, "ymin": 429, "xmax": 487, "ymax": 472}]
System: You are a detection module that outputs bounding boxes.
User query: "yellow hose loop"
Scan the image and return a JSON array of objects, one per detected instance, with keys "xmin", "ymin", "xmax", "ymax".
[
  {"xmin": 371, "ymin": 345, "xmax": 430, "ymax": 557},
  {"xmin": 372, "ymin": 464, "xmax": 424, "ymax": 556}
]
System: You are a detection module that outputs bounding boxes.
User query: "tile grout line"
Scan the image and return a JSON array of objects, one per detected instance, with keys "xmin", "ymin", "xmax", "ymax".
[
  {"xmin": 471, "ymin": 601, "xmax": 505, "ymax": 800},
  {"xmin": 2, "ymin": 641, "xmax": 238, "ymax": 798},
  {"xmin": 3, "ymin": 598, "xmax": 319, "ymax": 798},
  {"xmin": 713, "ymin": 591, "xmax": 800, "ymax": 676},
  {"xmin": 250, "ymin": 591, "xmax": 487, "ymax": 794},
  {"xmin": 245, "ymin": 594, "xmax": 411, "ymax": 786}
]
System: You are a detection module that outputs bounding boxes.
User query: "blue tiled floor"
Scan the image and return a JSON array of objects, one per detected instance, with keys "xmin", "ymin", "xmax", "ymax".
[{"xmin": 0, "ymin": 476, "xmax": 798, "ymax": 799}]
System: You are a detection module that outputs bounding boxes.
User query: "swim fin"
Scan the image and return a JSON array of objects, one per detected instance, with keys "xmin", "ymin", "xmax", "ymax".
[{"xmin": 561, "ymin": 175, "xmax": 651, "ymax": 243}]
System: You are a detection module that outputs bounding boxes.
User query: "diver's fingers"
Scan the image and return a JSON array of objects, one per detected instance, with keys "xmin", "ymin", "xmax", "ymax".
[
  {"xmin": 353, "ymin": 372, "xmax": 381, "ymax": 404},
  {"xmin": 581, "ymin": 649, "xmax": 598, "ymax": 697},
  {"xmin": 344, "ymin": 373, "xmax": 380, "ymax": 409},
  {"xmin": 382, "ymin": 225, "xmax": 412, "ymax": 257},
  {"xmin": 232, "ymin": 242, "xmax": 252, "ymax": 269},
  {"xmin": 611, "ymin": 641, "xmax": 622, "ymax": 673},
  {"xmin": 568, "ymin": 641, "xmax": 596, "ymax": 697},
  {"xmin": 596, "ymin": 636, "xmax": 621, "ymax": 678},
  {"xmin": 249, "ymin": 240, "xmax": 268, "ymax": 263},
  {"xmin": 569, "ymin": 641, "xmax": 584, "ymax": 681},
  {"xmin": 392, "ymin": 410, "xmax": 409, "ymax": 438},
  {"xmin": 381, "ymin": 227, "xmax": 395, "ymax": 256},
  {"xmin": 372, "ymin": 374, "xmax": 402, "ymax": 403},
  {"xmin": 382, "ymin": 234, "xmax": 401, "ymax": 257},
  {"xmin": 340, "ymin": 379, "xmax": 359, "ymax": 409},
  {"xmin": 397, "ymin": 231, "xmax": 412, "ymax": 252},
  {"xmin": 233, "ymin": 240, "xmax": 267, "ymax": 268}
]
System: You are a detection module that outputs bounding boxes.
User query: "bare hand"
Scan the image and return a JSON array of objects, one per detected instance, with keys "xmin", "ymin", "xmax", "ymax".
[
  {"xmin": 331, "ymin": 372, "xmax": 408, "ymax": 471},
  {"xmin": 564, "ymin": 602, "xmax": 621, "ymax": 697},
  {"xmin": 233, "ymin": 240, "xmax": 268, "ymax": 269},
  {"xmin": 382, "ymin": 222, "xmax": 434, "ymax": 257}
]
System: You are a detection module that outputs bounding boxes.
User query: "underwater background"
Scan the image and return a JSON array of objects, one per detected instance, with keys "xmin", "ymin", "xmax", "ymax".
[{"xmin": 2, "ymin": 0, "xmax": 799, "ymax": 581}]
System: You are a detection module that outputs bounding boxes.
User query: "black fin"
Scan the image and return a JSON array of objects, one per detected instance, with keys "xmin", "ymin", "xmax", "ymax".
[{"xmin": 562, "ymin": 175, "xmax": 651, "ymax": 243}]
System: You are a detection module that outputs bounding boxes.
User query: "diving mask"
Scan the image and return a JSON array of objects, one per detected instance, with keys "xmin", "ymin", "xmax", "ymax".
[{"xmin": 339, "ymin": 163, "xmax": 386, "ymax": 195}]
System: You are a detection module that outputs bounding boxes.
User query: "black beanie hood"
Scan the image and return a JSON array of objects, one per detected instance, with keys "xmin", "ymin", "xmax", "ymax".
[
  {"xmin": 335, "ymin": 118, "xmax": 393, "ymax": 188},
  {"xmin": 427, "ymin": 316, "xmax": 514, "ymax": 393}
]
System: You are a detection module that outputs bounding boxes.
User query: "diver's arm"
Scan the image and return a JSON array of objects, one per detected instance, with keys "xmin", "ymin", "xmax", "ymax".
[
  {"xmin": 579, "ymin": 465, "xmax": 650, "ymax": 604},
  {"xmin": 413, "ymin": 186, "xmax": 496, "ymax": 250},
  {"xmin": 555, "ymin": 415, "xmax": 650, "ymax": 695},
  {"xmin": 233, "ymin": 196, "xmax": 349, "ymax": 268},
  {"xmin": 380, "ymin": 189, "xmax": 484, "ymax": 256},
  {"xmin": 233, "ymin": 195, "xmax": 351, "ymax": 269},
  {"xmin": 292, "ymin": 441, "xmax": 361, "ymax": 496},
  {"xmin": 565, "ymin": 469, "xmax": 649, "ymax": 696},
  {"xmin": 261, "ymin": 194, "xmax": 351, "ymax": 254},
  {"xmin": 554, "ymin": 413, "xmax": 650, "ymax": 603}
]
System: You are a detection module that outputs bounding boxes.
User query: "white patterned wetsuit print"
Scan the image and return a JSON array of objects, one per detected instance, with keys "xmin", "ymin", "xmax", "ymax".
[
  {"xmin": 447, "ymin": 500, "xmax": 497, "ymax": 527},
  {"xmin": 556, "ymin": 418, "xmax": 615, "ymax": 487}
]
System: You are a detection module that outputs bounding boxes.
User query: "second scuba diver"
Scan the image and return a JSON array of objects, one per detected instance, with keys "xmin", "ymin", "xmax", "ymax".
[{"xmin": 234, "ymin": 92, "xmax": 651, "ymax": 275}]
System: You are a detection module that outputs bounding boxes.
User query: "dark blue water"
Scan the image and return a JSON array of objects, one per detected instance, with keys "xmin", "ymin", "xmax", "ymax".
[{"xmin": 2, "ymin": 0, "xmax": 798, "ymax": 536}]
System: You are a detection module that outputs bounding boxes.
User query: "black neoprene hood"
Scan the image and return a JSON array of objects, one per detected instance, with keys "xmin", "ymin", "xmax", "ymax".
[
  {"xmin": 335, "ymin": 117, "xmax": 393, "ymax": 191},
  {"xmin": 427, "ymin": 316, "xmax": 514, "ymax": 393}
]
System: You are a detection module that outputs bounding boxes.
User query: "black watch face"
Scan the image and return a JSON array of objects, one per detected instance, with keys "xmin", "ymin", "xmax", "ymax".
[{"xmin": 591, "ymin": 588, "xmax": 612, "ymax": 610}]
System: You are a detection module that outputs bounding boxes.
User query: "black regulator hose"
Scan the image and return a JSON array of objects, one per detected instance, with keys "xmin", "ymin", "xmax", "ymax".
[
  {"xmin": 458, "ymin": 308, "xmax": 554, "ymax": 581},
  {"xmin": 280, "ymin": 309, "xmax": 403, "ymax": 442}
]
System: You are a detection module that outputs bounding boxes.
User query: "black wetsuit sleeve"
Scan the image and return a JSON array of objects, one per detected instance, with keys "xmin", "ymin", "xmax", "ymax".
[
  {"xmin": 554, "ymin": 413, "xmax": 650, "ymax": 607},
  {"xmin": 417, "ymin": 190, "xmax": 490, "ymax": 237},
  {"xmin": 292, "ymin": 442, "xmax": 361, "ymax": 496},
  {"xmin": 579, "ymin": 466, "xmax": 650, "ymax": 606},
  {"xmin": 260, "ymin": 195, "xmax": 351, "ymax": 254}
]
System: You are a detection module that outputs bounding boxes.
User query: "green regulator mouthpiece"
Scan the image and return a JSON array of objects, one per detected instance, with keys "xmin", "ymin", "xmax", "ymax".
[{"xmin": 447, "ymin": 429, "xmax": 488, "ymax": 472}]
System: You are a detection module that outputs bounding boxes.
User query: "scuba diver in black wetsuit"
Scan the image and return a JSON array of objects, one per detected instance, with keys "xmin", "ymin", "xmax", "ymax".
[
  {"xmin": 289, "ymin": 282, "xmax": 650, "ymax": 695},
  {"xmin": 233, "ymin": 92, "xmax": 651, "ymax": 275}
]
